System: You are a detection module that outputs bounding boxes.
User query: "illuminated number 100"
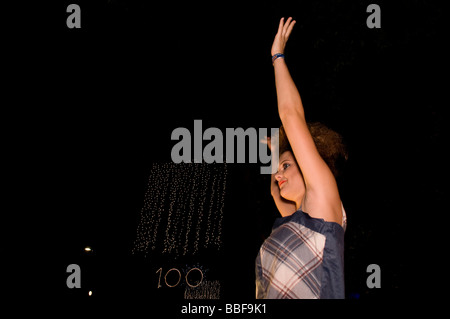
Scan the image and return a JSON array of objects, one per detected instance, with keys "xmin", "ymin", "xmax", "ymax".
[{"xmin": 156, "ymin": 267, "xmax": 203, "ymax": 288}]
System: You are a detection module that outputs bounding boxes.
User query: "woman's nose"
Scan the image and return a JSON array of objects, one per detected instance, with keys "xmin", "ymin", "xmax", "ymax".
[{"xmin": 274, "ymin": 172, "xmax": 283, "ymax": 181}]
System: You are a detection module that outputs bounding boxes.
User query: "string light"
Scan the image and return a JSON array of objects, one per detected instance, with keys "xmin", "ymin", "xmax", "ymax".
[
  {"xmin": 184, "ymin": 280, "xmax": 221, "ymax": 299},
  {"xmin": 132, "ymin": 162, "xmax": 228, "ymax": 257}
]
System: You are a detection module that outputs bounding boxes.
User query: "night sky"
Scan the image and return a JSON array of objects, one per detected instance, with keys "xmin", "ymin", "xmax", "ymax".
[{"xmin": 5, "ymin": 0, "xmax": 445, "ymax": 314}]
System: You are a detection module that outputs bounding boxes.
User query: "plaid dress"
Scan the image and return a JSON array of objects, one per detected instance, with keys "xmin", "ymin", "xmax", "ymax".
[{"xmin": 255, "ymin": 206, "xmax": 346, "ymax": 299}]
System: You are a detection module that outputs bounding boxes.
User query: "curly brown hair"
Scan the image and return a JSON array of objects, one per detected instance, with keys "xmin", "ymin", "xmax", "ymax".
[{"xmin": 278, "ymin": 122, "xmax": 348, "ymax": 178}]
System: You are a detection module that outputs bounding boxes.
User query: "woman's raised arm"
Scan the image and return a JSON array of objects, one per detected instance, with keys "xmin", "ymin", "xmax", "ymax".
[{"xmin": 271, "ymin": 17, "xmax": 342, "ymax": 224}]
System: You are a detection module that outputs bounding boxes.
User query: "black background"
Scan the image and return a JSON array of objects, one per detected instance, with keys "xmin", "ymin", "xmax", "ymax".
[{"xmin": 4, "ymin": 0, "xmax": 445, "ymax": 315}]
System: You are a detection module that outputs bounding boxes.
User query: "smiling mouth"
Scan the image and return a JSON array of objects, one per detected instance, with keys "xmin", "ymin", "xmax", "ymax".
[{"xmin": 279, "ymin": 180, "xmax": 286, "ymax": 187}]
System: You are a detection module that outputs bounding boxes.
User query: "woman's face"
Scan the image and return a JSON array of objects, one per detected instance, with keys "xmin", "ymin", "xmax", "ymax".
[{"xmin": 274, "ymin": 151, "xmax": 305, "ymax": 204}]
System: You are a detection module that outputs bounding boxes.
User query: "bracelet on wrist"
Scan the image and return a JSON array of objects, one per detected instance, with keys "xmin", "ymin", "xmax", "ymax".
[{"xmin": 272, "ymin": 53, "xmax": 285, "ymax": 64}]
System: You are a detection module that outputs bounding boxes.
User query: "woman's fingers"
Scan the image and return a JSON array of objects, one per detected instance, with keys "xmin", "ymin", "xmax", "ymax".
[
  {"xmin": 260, "ymin": 136, "xmax": 272, "ymax": 147},
  {"xmin": 272, "ymin": 16, "xmax": 295, "ymax": 55},
  {"xmin": 260, "ymin": 136, "xmax": 273, "ymax": 151},
  {"xmin": 278, "ymin": 17, "xmax": 296, "ymax": 38},
  {"xmin": 277, "ymin": 17, "xmax": 285, "ymax": 35},
  {"xmin": 267, "ymin": 136, "xmax": 272, "ymax": 150},
  {"xmin": 282, "ymin": 17, "xmax": 293, "ymax": 35},
  {"xmin": 285, "ymin": 19, "xmax": 296, "ymax": 39}
]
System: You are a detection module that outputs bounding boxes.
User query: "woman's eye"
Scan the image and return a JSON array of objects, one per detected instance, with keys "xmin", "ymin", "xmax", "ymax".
[{"xmin": 283, "ymin": 163, "xmax": 290, "ymax": 170}]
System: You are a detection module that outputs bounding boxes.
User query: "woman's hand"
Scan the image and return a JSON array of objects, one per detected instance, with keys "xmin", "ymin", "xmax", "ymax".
[
  {"xmin": 260, "ymin": 136, "xmax": 273, "ymax": 151},
  {"xmin": 271, "ymin": 17, "xmax": 296, "ymax": 56}
]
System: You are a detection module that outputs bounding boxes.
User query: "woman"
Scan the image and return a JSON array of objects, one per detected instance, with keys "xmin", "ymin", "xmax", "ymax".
[{"xmin": 255, "ymin": 17, "xmax": 348, "ymax": 299}]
